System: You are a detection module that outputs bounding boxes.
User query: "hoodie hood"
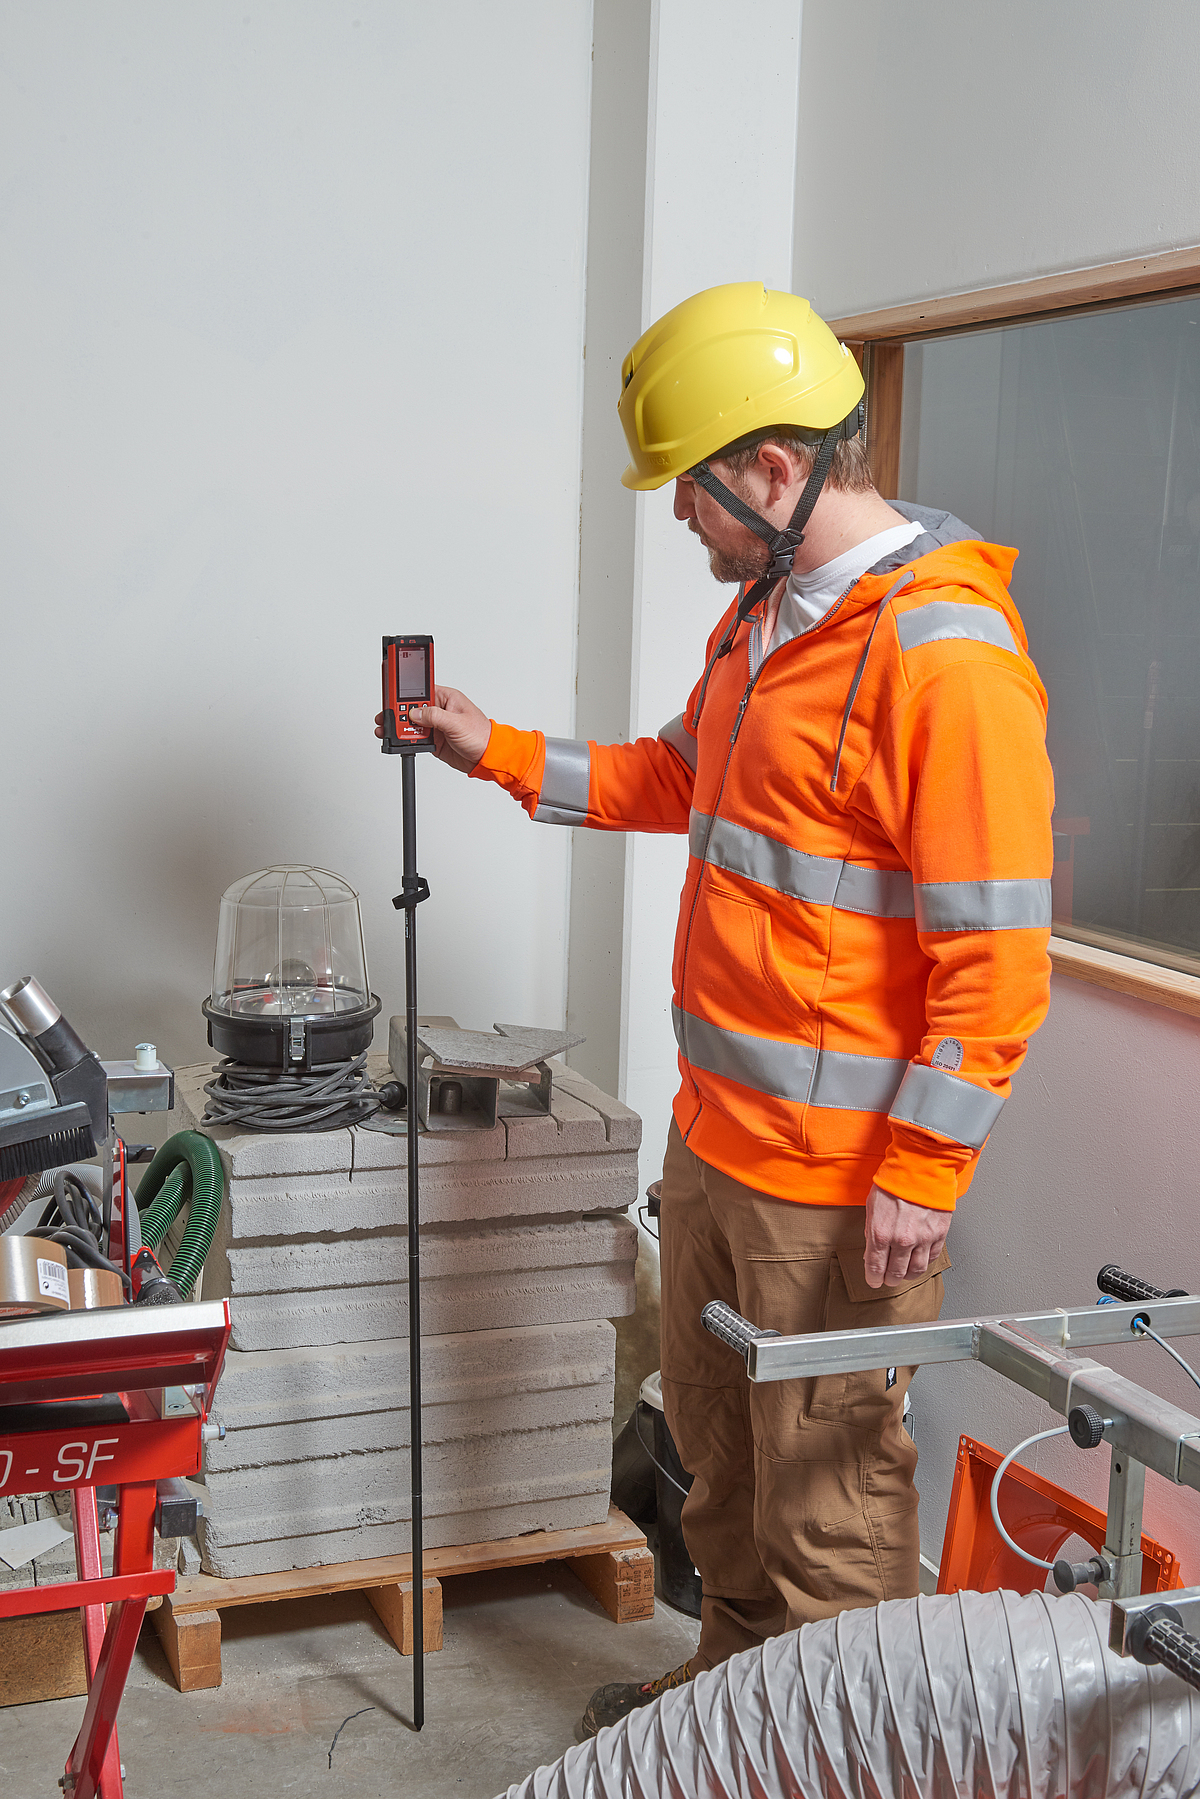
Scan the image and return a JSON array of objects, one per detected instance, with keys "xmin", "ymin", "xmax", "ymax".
[{"xmin": 854, "ymin": 501, "xmax": 1027, "ymax": 650}]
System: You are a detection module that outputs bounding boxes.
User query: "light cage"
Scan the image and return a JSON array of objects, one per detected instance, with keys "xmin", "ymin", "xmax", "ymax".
[{"xmin": 203, "ymin": 865, "xmax": 380, "ymax": 1069}]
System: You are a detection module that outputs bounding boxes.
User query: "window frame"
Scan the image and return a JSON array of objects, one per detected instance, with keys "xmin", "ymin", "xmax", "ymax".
[{"xmin": 830, "ymin": 245, "xmax": 1200, "ymax": 1016}]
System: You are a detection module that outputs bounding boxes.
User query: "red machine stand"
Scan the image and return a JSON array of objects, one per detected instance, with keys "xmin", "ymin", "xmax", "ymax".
[{"xmin": 0, "ymin": 1299, "xmax": 231, "ymax": 1799}]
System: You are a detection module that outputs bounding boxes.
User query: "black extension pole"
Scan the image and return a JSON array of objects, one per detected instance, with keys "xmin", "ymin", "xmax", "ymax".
[{"xmin": 395, "ymin": 749, "xmax": 428, "ymax": 1729}]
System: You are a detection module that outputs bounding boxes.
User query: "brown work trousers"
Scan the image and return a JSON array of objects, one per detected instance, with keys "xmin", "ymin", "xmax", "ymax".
[{"xmin": 659, "ymin": 1120, "xmax": 948, "ymax": 1671}]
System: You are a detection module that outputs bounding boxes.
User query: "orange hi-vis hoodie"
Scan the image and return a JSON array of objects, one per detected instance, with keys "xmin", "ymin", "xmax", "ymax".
[{"xmin": 471, "ymin": 504, "xmax": 1055, "ymax": 1214}]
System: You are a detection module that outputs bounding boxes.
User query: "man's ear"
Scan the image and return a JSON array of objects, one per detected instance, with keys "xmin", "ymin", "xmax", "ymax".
[{"xmin": 758, "ymin": 440, "xmax": 807, "ymax": 504}]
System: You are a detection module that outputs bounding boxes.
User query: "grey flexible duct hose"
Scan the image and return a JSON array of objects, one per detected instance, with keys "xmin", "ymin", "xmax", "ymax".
[
  {"xmin": 134, "ymin": 1131, "xmax": 224, "ymax": 1300},
  {"xmin": 498, "ymin": 1593, "xmax": 1200, "ymax": 1799}
]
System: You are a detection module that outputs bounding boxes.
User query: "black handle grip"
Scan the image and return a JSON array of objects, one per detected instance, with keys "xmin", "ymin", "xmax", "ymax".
[
  {"xmin": 1144, "ymin": 1618, "xmax": 1200, "ymax": 1692},
  {"xmin": 1096, "ymin": 1264, "xmax": 1188, "ymax": 1303},
  {"xmin": 701, "ymin": 1300, "xmax": 780, "ymax": 1362}
]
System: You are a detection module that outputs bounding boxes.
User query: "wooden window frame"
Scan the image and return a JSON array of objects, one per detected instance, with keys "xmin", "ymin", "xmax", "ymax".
[{"xmin": 830, "ymin": 245, "xmax": 1200, "ymax": 1019}]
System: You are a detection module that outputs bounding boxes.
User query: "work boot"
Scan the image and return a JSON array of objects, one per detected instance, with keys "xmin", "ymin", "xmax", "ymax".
[{"xmin": 580, "ymin": 1659, "xmax": 693, "ymax": 1738}]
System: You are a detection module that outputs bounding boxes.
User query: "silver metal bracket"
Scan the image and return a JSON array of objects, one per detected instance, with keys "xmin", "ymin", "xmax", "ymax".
[
  {"xmin": 1099, "ymin": 1450, "xmax": 1146, "ymax": 1599},
  {"xmin": 100, "ymin": 1058, "xmax": 175, "ymax": 1114}
]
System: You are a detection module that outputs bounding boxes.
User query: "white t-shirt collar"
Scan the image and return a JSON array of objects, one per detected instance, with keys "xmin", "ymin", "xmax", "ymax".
[{"xmin": 781, "ymin": 517, "xmax": 926, "ymax": 635}]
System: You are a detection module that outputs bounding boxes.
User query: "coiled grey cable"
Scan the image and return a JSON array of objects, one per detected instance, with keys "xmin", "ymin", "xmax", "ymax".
[
  {"xmin": 34, "ymin": 1169, "xmax": 132, "ymax": 1294},
  {"xmin": 202, "ymin": 1052, "xmax": 380, "ymax": 1133}
]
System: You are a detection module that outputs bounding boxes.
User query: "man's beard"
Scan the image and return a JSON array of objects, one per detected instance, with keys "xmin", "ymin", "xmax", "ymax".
[{"xmin": 689, "ymin": 519, "xmax": 769, "ymax": 584}]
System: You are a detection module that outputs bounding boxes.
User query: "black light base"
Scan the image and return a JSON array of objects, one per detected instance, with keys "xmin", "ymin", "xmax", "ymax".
[{"xmin": 202, "ymin": 996, "xmax": 381, "ymax": 1073}]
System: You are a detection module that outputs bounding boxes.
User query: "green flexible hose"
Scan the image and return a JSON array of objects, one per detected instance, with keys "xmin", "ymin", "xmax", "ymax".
[{"xmin": 135, "ymin": 1131, "xmax": 224, "ymax": 1300}]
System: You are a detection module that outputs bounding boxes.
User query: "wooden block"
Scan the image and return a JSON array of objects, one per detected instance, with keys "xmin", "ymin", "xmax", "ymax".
[
  {"xmin": 570, "ymin": 1545, "xmax": 655, "ymax": 1624},
  {"xmin": 0, "ymin": 1609, "xmax": 87, "ymax": 1705},
  {"xmin": 151, "ymin": 1600, "xmax": 222, "ymax": 1692},
  {"xmin": 366, "ymin": 1578, "xmax": 443, "ymax": 1655}
]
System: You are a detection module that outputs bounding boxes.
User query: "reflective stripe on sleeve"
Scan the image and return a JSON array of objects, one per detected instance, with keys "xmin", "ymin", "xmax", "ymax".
[
  {"xmin": 690, "ymin": 811, "xmax": 914, "ymax": 918},
  {"xmin": 915, "ymin": 877, "xmax": 1053, "ymax": 933},
  {"xmin": 658, "ymin": 713, "xmax": 698, "ymax": 773},
  {"xmin": 672, "ymin": 1005, "xmax": 908, "ymax": 1114},
  {"xmin": 888, "ymin": 1061, "xmax": 1004, "ymax": 1149},
  {"xmin": 532, "ymin": 737, "xmax": 592, "ymax": 826},
  {"xmin": 896, "ymin": 601, "xmax": 1019, "ymax": 656}
]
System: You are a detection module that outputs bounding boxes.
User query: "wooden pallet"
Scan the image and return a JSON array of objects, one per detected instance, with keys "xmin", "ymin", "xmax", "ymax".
[{"xmin": 151, "ymin": 1505, "xmax": 654, "ymax": 1692}]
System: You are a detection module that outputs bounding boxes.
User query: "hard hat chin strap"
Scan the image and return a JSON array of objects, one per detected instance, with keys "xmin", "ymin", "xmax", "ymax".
[{"xmin": 692, "ymin": 402, "xmax": 865, "ymax": 655}]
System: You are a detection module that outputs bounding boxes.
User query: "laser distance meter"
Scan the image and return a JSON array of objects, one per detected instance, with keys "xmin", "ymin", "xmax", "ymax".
[{"xmin": 381, "ymin": 635, "xmax": 435, "ymax": 754}]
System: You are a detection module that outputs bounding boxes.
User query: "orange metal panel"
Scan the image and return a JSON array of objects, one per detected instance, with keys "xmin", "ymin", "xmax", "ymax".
[{"xmin": 938, "ymin": 1435, "xmax": 1180, "ymax": 1596}]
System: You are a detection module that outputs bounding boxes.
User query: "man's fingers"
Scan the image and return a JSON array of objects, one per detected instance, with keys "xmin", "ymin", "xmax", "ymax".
[
  {"xmin": 863, "ymin": 1184, "xmax": 951, "ymax": 1290},
  {"xmin": 863, "ymin": 1239, "xmax": 889, "ymax": 1290},
  {"xmin": 885, "ymin": 1245, "xmax": 914, "ymax": 1287}
]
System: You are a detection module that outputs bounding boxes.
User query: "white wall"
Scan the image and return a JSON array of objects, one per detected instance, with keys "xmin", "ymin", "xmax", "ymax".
[
  {"xmin": 794, "ymin": 0, "xmax": 1200, "ymax": 1582},
  {"xmin": 795, "ymin": 0, "xmax": 1200, "ymax": 319},
  {"xmin": 565, "ymin": 0, "xmax": 650, "ymax": 1098},
  {"xmin": 0, "ymin": 1, "xmax": 593, "ymax": 1065},
  {"xmin": 621, "ymin": 0, "xmax": 804, "ymax": 1196}
]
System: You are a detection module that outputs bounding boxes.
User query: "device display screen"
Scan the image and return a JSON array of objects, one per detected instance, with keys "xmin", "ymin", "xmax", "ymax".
[{"xmin": 397, "ymin": 648, "xmax": 428, "ymax": 700}]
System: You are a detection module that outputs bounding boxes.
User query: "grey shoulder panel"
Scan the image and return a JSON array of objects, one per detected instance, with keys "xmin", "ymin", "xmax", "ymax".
[{"xmin": 868, "ymin": 501, "xmax": 982, "ymax": 577}]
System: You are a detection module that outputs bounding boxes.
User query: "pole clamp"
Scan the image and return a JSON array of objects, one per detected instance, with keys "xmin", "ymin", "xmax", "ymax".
[{"xmin": 393, "ymin": 875, "xmax": 431, "ymax": 912}]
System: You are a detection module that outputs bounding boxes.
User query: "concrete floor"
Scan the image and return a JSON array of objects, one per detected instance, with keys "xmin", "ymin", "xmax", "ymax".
[{"xmin": 3, "ymin": 1561, "xmax": 700, "ymax": 1799}]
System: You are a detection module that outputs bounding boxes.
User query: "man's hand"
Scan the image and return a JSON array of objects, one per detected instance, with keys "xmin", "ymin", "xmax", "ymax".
[
  {"xmin": 863, "ymin": 1184, "xmax": 949, "ymax": 1289},
  {"xmin": 374, "ymin": 686, "xmax": 491, "ymax": 774}
]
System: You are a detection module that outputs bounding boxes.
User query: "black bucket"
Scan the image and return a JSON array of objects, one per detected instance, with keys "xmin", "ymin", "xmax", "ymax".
[
  {"xmin": 611, "ymin": 1404, "xmax": 657, "ymax": 1526},
  {"xmin": 640, "ymin": 1373, "xmax": 702, "ymax": 1619}
]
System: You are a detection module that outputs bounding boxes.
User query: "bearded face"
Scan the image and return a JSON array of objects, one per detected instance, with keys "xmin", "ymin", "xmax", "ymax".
[
  {"xmin": 688, "ymin": 516, "xmax": 770, "ymax": 584},
  {"xmin": 684, "ymin": 462, "xmax": 773, "ymax": 584}
]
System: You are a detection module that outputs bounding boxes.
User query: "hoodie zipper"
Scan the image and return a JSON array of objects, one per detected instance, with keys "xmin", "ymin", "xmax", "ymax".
[
  {"xmin": 676, "ymin": 568, "xmax": 910, "ymax": 1144},
  {"xmin": 678, "ymin": 588, "xmax": 839, "ymax": 1139}
]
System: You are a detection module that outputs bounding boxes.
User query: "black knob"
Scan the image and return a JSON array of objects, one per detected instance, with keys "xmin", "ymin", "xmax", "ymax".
[
  {"xmin": 1068, "ymin": 1404, "xmax": 1107, "ymax": 1449},
  {"xmin": 1053, "ymin": 1557, "xmax": 1106, "ymax": 1593}
]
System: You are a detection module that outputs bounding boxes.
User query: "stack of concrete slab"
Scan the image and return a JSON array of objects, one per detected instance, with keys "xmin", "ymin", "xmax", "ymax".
[{"xmin": 171, "ymin": 1051, "xmax": 640, "ymax": 1578}]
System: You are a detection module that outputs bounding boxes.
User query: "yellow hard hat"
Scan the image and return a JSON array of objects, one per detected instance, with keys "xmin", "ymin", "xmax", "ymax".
[{"xmin": 617, "ymin": 282, "xmax": 865, "ymax": 491}]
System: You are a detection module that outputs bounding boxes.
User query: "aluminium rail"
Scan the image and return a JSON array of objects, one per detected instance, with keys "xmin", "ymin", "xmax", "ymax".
[{"xmin": 702, "ymin": 1267, "xmax": 1200, "ymax": 1686}]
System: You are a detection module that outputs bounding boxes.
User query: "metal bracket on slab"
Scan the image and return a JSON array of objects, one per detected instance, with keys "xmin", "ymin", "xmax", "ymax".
[{"xmin": 382, "ymin": 1019, "xmax": 585, "ymax": 1131}]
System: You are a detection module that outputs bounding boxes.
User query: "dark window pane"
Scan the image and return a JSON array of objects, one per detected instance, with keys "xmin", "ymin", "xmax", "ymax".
[{"xmin": 899, "ymin": 298, "xmax": 1200, "ymax": 969}]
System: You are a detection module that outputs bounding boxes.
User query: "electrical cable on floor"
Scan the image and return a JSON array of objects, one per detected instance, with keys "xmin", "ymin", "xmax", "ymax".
[
  {"xmin": 988, "ymin": 1423, "xmax": 1072, "ymax": 1571},
  {"xmin": 1133, "ymin": 1316, "xmax": 1200, "ymax": 1395},
  {"xmin": 201, "ymin": 1051, "xmax": 380, "ymax": 1133},
  {"xmin": 327, "ymin": 1707, "xmax": 375, "ymax": 1768}
]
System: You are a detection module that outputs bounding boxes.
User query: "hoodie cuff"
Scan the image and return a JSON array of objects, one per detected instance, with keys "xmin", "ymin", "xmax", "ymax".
[
  {"xmin": 468, "ymin": 720, "xmax": 547, "ymax": 815},
  {"xmin": 873, "ymin": 1122, "xmax": 979, "ymax": 1213}
]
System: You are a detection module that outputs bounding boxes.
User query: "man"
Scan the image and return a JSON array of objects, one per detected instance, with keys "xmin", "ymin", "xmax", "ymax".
[{"xmin": 388, "ymin": 284, "xmax": 1054, "ymax": 1732}]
